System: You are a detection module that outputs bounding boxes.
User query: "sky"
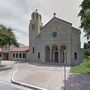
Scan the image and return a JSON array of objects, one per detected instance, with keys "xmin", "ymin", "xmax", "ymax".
[{"xmin": 0, "ymin": 0, "xmax": 88, "ymax": 48}]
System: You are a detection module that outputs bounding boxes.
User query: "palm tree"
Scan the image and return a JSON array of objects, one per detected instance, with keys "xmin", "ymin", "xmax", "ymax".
[{"xmin": 78, "ymin": 0, "xmax": 90, "ymax": 39}]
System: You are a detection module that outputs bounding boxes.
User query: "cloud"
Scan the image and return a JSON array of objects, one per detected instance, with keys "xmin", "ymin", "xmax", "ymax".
[{"xmin": 0, "ymin": 0, "xmax": 87, "ymax": 47}]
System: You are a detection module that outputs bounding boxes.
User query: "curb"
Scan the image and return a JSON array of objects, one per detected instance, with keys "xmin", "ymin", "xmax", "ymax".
[
  {"xmin": 11, "ymin": 69, "xmax": 48, "ymax": 90},
  {"xmin": 0, "ymin": 66, "xmax": 12, "ymax": 71}
]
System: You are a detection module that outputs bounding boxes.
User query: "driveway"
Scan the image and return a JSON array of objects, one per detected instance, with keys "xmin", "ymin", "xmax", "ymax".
[
  {"xmin": 14, "ymin": 63, "xmax": 70, "ymax": 90},
  {"xmin": 0, "ymin": 61, "xmax": 32, "ymax": 90}
]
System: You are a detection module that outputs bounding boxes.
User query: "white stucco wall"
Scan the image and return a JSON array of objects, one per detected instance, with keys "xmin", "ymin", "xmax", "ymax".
[{"xmin": 11, "ymin": 51, "xmax": 27, "ymax": 61}]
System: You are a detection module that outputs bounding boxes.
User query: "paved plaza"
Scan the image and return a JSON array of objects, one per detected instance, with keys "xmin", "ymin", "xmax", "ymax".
[
  {"xmin": 0, "ymin": 61, "xmax": 32, "ymax": 90},
  {"xmin": 14, "ymin": 63, "xmax": 70, "ymax": 90},
  {"xmin": 0, "ymin": 61, "xmax": 90, "ymax": 90}
]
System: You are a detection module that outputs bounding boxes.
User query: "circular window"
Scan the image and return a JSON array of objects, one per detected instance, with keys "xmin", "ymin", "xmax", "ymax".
[{"xmin": 52, "ymin": 32, "xmax": 57, "ymax": 37}]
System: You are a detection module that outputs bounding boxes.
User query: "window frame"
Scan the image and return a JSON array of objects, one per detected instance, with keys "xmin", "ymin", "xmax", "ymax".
[
  {"xmin": 16, "ymin": 53, "xmax": 18, "ymax": 58},
  {"xmin": 74, "ymin": 52, "xmax": 77, "ymax": 60},
  {"xmin": 19, "ymin": 53, "xmax": 22, "ymax": 58},
  {"xmin": 33, "ymin": 47, "xmax": 34, "ymax": 54},
  {"xmin": 0, "ymin": 53, "xmax": 1, "ymax": 57},
  {"xmin": 38, "ymin": 52, "xmax": 40, "ymax": 59},
  {"xmin": 13, "ymin": 53, "xmax": 15, "ymax": 58},
  {"xmin": 23, "ymin": 53, "xmax": 25, "ymax": 58}
]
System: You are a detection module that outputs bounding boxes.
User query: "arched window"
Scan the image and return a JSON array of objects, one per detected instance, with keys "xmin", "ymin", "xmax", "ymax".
[
  {"xmin": 32, "ymin": 24, "xmax": 35, "ymax": 30},
  {"xmin": 36, "ymin": 14, "xmax": 38, "ymax": 19},
  {"xmin": 0, "ymin": 53, "xmax": 1, "ymax": 57},
  {"xmin": 19, "ymin": 53, "xmax": 21, "ymax": 58},
  {"xmin": 52, "ymin": 32, "xmax": 57, "ymax": 37},
  {"xmin": 23, "ymin": 53, "xmax": 25, "ymax": 58},
  {"xmin": 33, "ymin": 47, "xmax": 34, "ymax": 54},
  {"xmin": 38, "ymin": 52, "xmax": 40, "ymax": 59},
  {"xmin": 40, "ymin": 15, "xmax": 41, "ymax": 20},
  {"xmin": 13, "ymin": 53, "xmax": 15, "ymax": 58},
  {"xmin": 74, "ymin": 52, "xmax": 77, "ymax": 60},
  {"xmin": 32, "ymin": 13, "xmax": 34, "ymax": 19}
]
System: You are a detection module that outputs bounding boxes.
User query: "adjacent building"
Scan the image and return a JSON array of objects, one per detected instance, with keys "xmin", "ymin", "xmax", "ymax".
[{"xmin": 0, "ymin": 44, "xmax": 29, "ymax": 61}]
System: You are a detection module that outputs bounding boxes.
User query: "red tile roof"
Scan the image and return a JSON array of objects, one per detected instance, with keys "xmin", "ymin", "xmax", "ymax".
[
  {"xmin": 11, "ymin": 46, "xmax": 29, "ymax": 52},
  {"xmin": 0, "ymin": 46, "xmax": 29, "ymax": 52}
]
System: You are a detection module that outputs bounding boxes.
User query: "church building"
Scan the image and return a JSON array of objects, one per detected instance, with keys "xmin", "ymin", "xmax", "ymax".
[{"xmin": 29, "ymin": 10, "xmax": 82, "ymax": 65}]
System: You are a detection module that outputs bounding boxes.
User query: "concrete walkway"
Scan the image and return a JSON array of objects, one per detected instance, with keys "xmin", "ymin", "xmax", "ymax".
[{"xmin": 14, "ymin": 63, "xmax": 70, "ymax": 90}]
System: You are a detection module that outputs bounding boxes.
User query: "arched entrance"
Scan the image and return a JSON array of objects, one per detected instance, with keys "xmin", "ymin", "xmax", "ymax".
[
  {"xmin": 52, "ymin": 46, "xmax": 58, "ymax": 62},
  {"xmin": 45, "ymin": 45, "xmax": 67, "ymax": 64},
  {"xmin": 45, "ymin": 46, "xmax": 59, "ymax": 63}
]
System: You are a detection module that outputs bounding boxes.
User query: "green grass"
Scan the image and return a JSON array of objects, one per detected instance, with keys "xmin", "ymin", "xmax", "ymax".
[{"xmin": 70, "ymin": 59, "xmax": 90, "ymax": 74}]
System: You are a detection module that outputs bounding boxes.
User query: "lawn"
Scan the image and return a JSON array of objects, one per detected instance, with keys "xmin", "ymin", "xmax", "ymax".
[{"xmin": 70, "ymin": 59, "xmax": 90, "ymax": 74}]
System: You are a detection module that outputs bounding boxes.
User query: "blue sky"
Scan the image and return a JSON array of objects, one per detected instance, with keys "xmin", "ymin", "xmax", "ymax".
[{"xmin": 0, "ymin": 0, "xmax": 88, "ymax": 48}]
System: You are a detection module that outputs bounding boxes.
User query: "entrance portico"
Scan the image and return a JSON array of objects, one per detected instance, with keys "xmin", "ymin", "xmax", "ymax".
[{"xmin": 45, "ymin": 45, "xmax": 67, "ymax": 64}]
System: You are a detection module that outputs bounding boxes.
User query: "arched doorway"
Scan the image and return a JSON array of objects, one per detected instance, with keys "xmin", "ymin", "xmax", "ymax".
[
  {"xmin": 60, "ymin": 45, "xmax": 67, "ymax": 63},
  {"xmin": 52, "ymin": 46, "xmax": 58, "ymax": 63},
  {"xmin": 45, "ymin": 46, "xmax": 59, "ymax": 63}
]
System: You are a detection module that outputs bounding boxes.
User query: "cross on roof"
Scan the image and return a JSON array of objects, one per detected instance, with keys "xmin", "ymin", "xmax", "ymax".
[
  {"xmin": 53, "ymin": 13, "xmax": 56, "ymax": 17},
  {"xmin": 35, "ymin": 9, "xmax": 38, "ymax": 12}
]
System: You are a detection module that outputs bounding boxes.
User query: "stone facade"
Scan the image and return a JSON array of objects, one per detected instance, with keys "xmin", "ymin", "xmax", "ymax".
[{"xmin": 29, "ymin": 10, "xmax": 82, "ymax": 65}]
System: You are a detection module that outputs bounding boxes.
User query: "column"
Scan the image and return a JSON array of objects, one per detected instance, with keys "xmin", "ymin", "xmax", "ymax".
[{"xmin": 49, "ymin": 46, "xmax": 52, "ymax": 62}]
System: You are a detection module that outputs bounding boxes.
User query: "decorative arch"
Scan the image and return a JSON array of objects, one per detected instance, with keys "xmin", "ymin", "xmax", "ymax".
[{"xmin": 52, "ymin": 45, "xmax": 58, "ymax": 62}]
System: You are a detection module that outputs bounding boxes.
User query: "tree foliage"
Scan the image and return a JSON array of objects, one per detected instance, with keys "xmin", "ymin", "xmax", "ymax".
[
  {"xmin": 78, "ymin": 0, "xmax": 90, "ymax": 39},
  {"xmin": 84, "ymin": 41, "xmax": 90, "ymax": 58},
  {"xmin": 0, "ymin": 25, "xmax": 19, "ymax": 47},
  {"xmin": 84, "ymin": 41, "xmax": 90, "ymax": 49}
]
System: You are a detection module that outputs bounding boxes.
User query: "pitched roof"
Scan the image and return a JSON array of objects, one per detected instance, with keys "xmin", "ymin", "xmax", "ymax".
[
  {"xmin": 40, "ymin": 17, "xmax": 72, "ymax": 31},
  {"xmin": 38, "ymin": 17, "xmax": 72, "ymax": 36},
  {"xmin": 11, "ymin": 46, "xmax": 29, "ymax": 52},
  {"xmin": 0, "ymin": 46, "xmax": 29, "ymax": 52}
]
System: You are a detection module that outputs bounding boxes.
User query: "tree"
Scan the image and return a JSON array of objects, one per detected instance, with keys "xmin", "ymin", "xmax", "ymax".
[
  {"xmin": 0, "ymin": 25, "xmax": 19, "ymax": 47},
  {"xmin": 0, "ymin": 25, "xmax": 19, "ymax": 61},
  {"xmin": 84, "ymin": 41, "xmax": 90, "ymax": 59},
  {"xmin": 78, "ymin": 0, "xmax": 90, "ymax": 39}
]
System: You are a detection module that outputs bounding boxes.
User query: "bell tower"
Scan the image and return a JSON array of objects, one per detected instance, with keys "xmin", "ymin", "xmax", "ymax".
[
  {"xmin": 29, "ymin": 9, "xmax": 43, "ymax": 41},
  {"xmin": 29, "ymin": 10, "xmax": 43, "ymax": 61}
]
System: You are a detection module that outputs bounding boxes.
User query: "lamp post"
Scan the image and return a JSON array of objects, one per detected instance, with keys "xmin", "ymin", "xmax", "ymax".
[{"xmin": 64, "ymin": 49, "xmax": 67, "ymax": 90}]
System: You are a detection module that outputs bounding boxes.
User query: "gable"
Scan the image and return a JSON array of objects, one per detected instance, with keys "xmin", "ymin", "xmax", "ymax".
[
  {"xmin": 37, "ymin": 17, "xmax": 72, "ymax": 43},
  {"xmin": 41, "ymin": 17, "xmax": 72, "ymax": 31},
  {"xmin": 40, "ymin": 17, "xmax": 72, "ymax": 34}
]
